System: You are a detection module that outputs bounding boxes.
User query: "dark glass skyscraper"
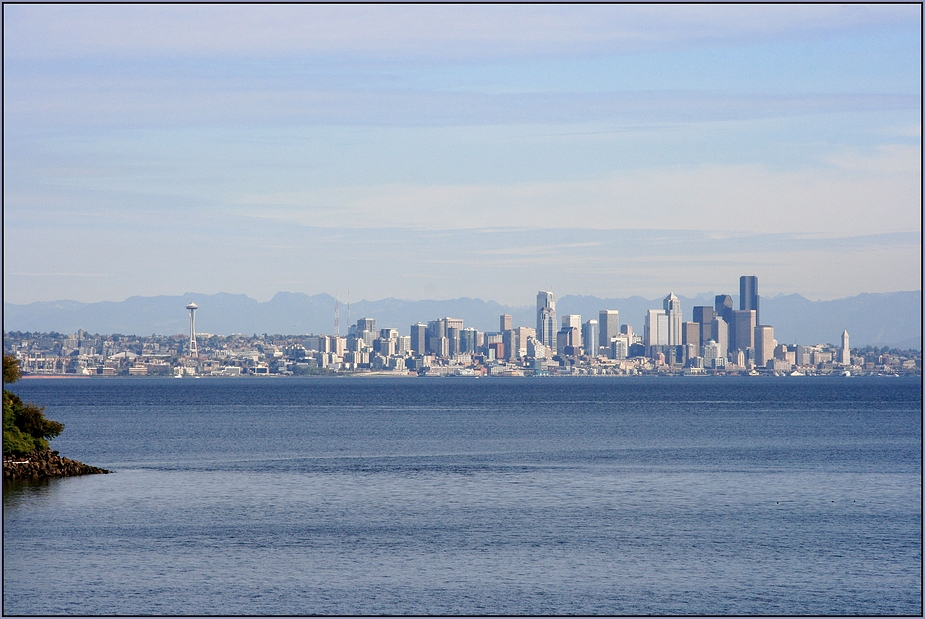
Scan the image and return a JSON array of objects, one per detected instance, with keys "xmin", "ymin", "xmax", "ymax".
[
  {"xmin": 740, "ymin": 275, "xmax": 759, "ymax": 324},
  {"xmin": 714, "ymin": 294, "xmax": 734, "ymax": 325}
]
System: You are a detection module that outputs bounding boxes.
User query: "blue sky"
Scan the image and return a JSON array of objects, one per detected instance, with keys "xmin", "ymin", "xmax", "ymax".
[{"xmin": 3, "ymin": 4, "xmax": 920, "ymax": 305}]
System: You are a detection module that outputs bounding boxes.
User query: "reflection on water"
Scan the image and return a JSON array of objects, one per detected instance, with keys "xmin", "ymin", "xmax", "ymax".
[{"xmin": 3, "ymin": 476, "xmax": 57, "ymax": 502}]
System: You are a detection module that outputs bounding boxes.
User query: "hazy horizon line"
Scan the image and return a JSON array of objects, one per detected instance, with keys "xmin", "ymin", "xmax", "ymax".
[{"xmin": 4, "ymin": 288, "xmax": 921, "ymax": 309}]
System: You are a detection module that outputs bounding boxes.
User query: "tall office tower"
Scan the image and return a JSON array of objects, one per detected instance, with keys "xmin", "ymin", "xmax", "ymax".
[
  {"xmin": 599, "ymin": 310, "xmax": 620, "ymax": 350},
  {"xmin": 515, "ymin": 326, "xmax": 536, "ymax": 358},
  {"xmin": 185, "ymin": 302, "xmax": 199, "ymax": 357},
  {"xmin": 410, "ymin": 323, "xmax": 427, "ymax": 354},
  {"xmin": 702, "ymin": 339, "xmax": 721, "ymax": 368},
  {"xmin": 582, "ymin": 319, "xmax": 599, "ymax": 357},
  {"xmin": 663, "ymin": 293, "xmax": 682, "ymax": 346},
  {"xmin": 644, "ymin": 309, "xmax": 668, "ymax": 348},
  {"xmin": 374, "ymin": 337, "xmax": 396, "ymax": 357},
  {"xmin": 754, "ymin": 325, "xmax": 774, "ymax": 368},
  {"xmin": 536, "ymin": 291, "xmax": 557, "ymax": 352},
  {"xmin": 380, "ymin": 328, "xmax": 398, "ymax": 341},
  {"xmin": 732, "ymin": 309, "xmax": 757, "ymax": 353},
  {"xmin": 740, "ymin": 275, "xmax": 759, "ymax": 324},
  {"xmin": 611, "ymin": 335, "xmax": 629, "ymax": 360},
  {"xmin": 711, "ymin": 316, "xmax": 728, "ymax": 360},
  {"xmin": 527, "ymin": 337, "xmax": 546, "ymax": 360},
  {"xmin": 681, "ymin": 322, "xmax": 700, "ymax": 349},
  {"xmin": 460, "ymin": 328, "xmax": 478, "ymax": 354},
  {"xmin": 841, "ymin": 330, "xmax": 850, "ymax": 365},
  {"xmin": 356, "ymin": 318, "xmax": 376, "ymax": 333},
  {"xmin": 560, "ymin": 315, "xmax": 581, "ymax": 348},
  {"xmin": 556, "ymin": 326, "xmax": 580, "ymax": 353},
  {"xmin": 435, "ymin": 336, "xmax": 449, "ymax": 358},
  {"xmin": 427, "ymin": 318, "xmax": 446, "ymax": 338},
  {"xmin": 502, "ymin": 329, "xmax": 519, "ymax": 361},
  {"xmin": 447, "ymin": 327, "xmax": 461, "ymax": 356},
  {"xmin": 500, "ymin": 314, "xmax": 513, "ymax": 332},
  {"xmin": 561, "ymin": 314, "xmax": 581, "ymax": 329},
  {"xmin": 714, "ymin": 294, "xmax": 734, "ymax": 326},
  {"xmin": 693, "ymin": 306, "xmax": 715, "ymax": 344},
  {"xmin": 425, "ymin": 322, "xmax": 444, "ymax": 355}
]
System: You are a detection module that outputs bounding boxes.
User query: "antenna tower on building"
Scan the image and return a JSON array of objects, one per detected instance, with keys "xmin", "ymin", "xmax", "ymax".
[
  {"xmin": 186, "ymin": 302, "xmax": 199, "ymax": 357},
  {"xmin": 334, "ymin": 295, "xmax": 340, "ymax": 337}
]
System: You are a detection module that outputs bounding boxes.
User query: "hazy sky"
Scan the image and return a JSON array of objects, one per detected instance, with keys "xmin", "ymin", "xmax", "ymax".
[{"xmin": 3, "ymin": 4, "xmax": 921, "ymax": 305}]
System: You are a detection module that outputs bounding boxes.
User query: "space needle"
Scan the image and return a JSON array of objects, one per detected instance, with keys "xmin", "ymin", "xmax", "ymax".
[{"xmin": 186, "ymin": 302, "xmax": 199, "ymax": 357}]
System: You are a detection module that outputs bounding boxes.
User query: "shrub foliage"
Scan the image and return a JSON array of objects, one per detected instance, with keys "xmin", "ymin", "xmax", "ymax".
[{"xmin": 3, "ymin": 355, "xmax": 65, "ymax": 455}]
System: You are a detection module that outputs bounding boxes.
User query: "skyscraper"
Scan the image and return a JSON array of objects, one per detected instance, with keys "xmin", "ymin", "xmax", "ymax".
[
  {"xmin": 663, "ymin": 293, "xmax": 682, "ymax": 346},
  {"xmin": 536, "ymin": 291, "xmax": 557, "ymax": 353},
  {"xmin": 582, "ymin": 319, "xmax": 599, "ymax": 357},
  {"xmin": 410, "ymin": 323, "xmax": 427, "ymax": 355},
  {"xmin": 693, "ymin": 306, "xmax": 715, "ymax": 345},
  {"xmin": 740, "ymin": 275, "xmax": 759, "ymax": 324},
  {"xmin": 714, "ymin": 294, "xmax": 734, "ymax": 326},
  {"xmin": 599, "ymin": 310, "xmax": 620, "ymax": 350},
  {"xmin": 460, "ymin": 327, "xmax": 478, "ymax": 354},
  {"xmin": 561, "ymin": 315, "xmax": 582, "ymax": 349},
  {"xmin": 732, "ymin": 309, "xmax": 757, "ymax": 353},
  {"xmin": 841, "ymin": 330, "xmax": 850, "ymax": 365},
  {"xmin": 711, "ymin": 316, "xmax": 728, "ymax": 360},
  {"xmin": 500, "ymin": 314, "xmax": 512, "ymax": 332},
  {"xmin": 447, "ymin": 327, "xmax": 461, "ymax": 357},
  {"xmin": 644, "ymin": 309, "xmax": 668, "ymax": 348},
  {"xmin": 754, "ymin": 325, "xmax": 774, "ymax": 368},
  {"xmin": 502, "ymin": 329, "xmax": 519, "ymax": 361},
  {"xmin": 681, "ymin": 322, "xmax": 700, "ymax": 349}
]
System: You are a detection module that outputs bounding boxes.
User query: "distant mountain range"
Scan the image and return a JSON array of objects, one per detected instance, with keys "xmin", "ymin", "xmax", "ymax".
[{"xmin": 3, "ymin": 290, "xmax": 921, "ymax": 349}]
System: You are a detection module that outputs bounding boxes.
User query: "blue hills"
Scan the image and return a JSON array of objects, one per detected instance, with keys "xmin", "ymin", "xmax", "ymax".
[{"xmin": 3, "ymin": 290, "xmax": 921, "ymax": 349}]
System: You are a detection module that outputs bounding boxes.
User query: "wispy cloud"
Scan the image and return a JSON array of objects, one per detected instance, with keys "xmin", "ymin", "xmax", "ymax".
[
  {"xmin": 5, "ymin": 4, "xmax": 915, "ymax": 60},
  {"xmin": 229, "ymin": 147, "xmax": 921, "ymax": 236},
  {"xmin": 6, "ymin": 78, "xmax": 917, "ymax": 128},
  {"xmin": 3, "ymin": 4, "xmax": 919, "ymax": 305}
]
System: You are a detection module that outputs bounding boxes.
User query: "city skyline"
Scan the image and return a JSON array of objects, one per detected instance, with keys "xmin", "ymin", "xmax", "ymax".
[{"xmin": 3, "ymin": 4, "xmax": 920, "ymax": 306}]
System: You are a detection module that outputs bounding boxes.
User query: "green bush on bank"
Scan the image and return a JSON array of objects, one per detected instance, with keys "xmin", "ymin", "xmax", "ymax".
[{"xmin": 3, "ymin": 355, "xmax": 65, "ymax": 456}]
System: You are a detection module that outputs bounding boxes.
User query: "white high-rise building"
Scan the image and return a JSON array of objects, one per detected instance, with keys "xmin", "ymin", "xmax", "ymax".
[
  {"xmin": 536, "ymin": 291, "xmax": 557, "ymax": 353},
  {"xmin": 840, "ymin": 330, "xmax": 850, "ymax": 365},
  {"xmin": 663, "ymin": 293, "xmax": 682, "ymax": 346},
  {"xmin": 599, "ymin": 310, "xmax": 620, "ymax": 351},
  {"xmin": 561, "ymin": 315, "xmax": 582, "ymax": 349},
  {"xmin": 611, "ymin": 335, "xmax": 630, "ymax": 360},
  {"xmin": 582, "ymin": 319, "xmax": 599, "ymax": 357},
  {"xmin": 703, "ymin": 339, "xmax": 721, "ymax": 368},
  {"xmin": 644, "ymin": 309, "xmax": 668, "ymax": 348},
  {"xmin": 711, "ymin": 316, "xmax": 728, "ymax": 360},
  {"xmin": 755, "ymin": 325, "xmax": 775, "ymax": 368}
]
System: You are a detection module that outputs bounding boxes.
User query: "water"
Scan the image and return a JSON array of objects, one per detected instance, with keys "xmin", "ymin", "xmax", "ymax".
[{"xmin": 3, "ymin": 377, "xmax": 921, "ymax": 615}]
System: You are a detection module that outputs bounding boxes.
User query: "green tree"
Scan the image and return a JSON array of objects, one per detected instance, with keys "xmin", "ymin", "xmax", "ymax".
[
  {"xmin": 3, "ymin": 355, "xmax": 64, "ymax": 455},
  {"xmin": 3, "ymin": 354, "xmax": 22, "ymax": 384}
]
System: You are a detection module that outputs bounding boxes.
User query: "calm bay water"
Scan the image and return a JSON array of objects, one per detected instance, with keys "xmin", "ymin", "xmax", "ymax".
[{"xmin": 3, "ymin": 377, "xmax": 921, "ymax": 615}]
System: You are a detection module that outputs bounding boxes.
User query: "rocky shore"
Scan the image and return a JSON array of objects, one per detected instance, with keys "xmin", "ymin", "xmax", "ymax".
[{"xmin": 3, "ymin": 449, "xmax": 111, "ymax": 482}]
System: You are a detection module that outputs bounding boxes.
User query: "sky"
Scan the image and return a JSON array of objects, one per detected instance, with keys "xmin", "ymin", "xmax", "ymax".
[{"xmin": 3, "ymin": 4, "xmax": 921, "ymax": 306}]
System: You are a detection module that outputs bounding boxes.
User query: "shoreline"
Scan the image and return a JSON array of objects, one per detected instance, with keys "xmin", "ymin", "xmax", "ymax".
[{"xmin": 3, "ymin": 449, "xmax": 111, "ymax": 482}]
